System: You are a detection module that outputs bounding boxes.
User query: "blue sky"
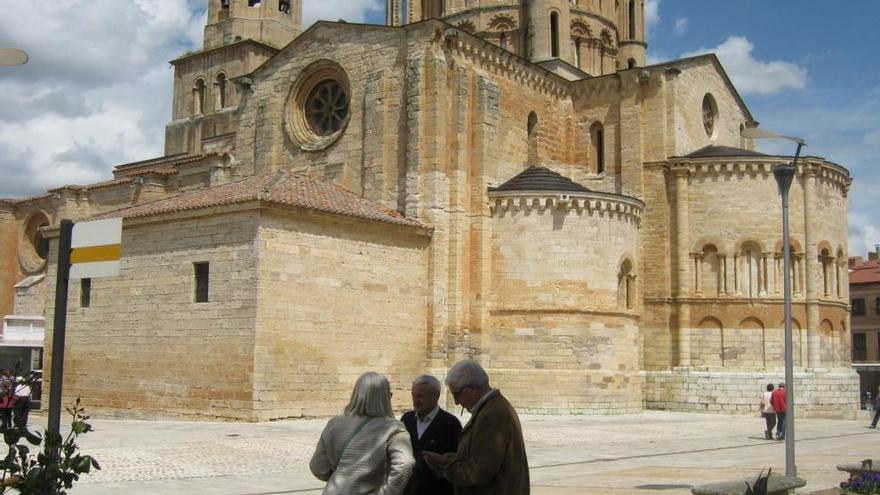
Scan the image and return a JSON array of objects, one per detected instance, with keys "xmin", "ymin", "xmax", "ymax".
[{"xmin": 0, "ymin": 0, "xmax": 876, "ymax": 255}]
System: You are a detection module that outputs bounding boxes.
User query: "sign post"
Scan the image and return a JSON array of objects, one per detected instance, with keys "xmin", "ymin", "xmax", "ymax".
[{"xmin": 47, "ymin": 217, "xmax": 122, "ymax": 437}]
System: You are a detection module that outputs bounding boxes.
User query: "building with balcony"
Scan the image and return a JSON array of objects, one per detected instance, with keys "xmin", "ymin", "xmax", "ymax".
[{"xmin": 850, "ymin": 248, "xmax": 880, "ymax": 407}]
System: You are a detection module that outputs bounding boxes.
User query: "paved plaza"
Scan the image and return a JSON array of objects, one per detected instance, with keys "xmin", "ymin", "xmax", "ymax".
[{"xmin": 19, "ymin": 409, "xmax": 871, "ymax": 494}]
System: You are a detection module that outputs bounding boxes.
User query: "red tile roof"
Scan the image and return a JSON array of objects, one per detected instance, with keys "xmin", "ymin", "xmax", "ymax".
[
  {"xmin": 90, "ymin": 170, "xmax": 432, "ymax": 232},
  {"xmin": 851, "ymin": 258, "xmax": 880, "ymax": 285}
]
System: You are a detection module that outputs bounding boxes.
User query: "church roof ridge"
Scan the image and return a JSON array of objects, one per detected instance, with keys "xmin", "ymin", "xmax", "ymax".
[
  {"xmin": 87, "ymin": 170, "xmax": 432, "ymax": 232},
  {"xmin": 683, "ymin": 145, "xmax": 770, "ymax": 159}
]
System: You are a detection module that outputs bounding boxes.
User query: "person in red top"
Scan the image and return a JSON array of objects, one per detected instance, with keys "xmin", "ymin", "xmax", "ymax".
[{"xmin": 770, "ymin": 383, "xmax": 787, "ymax": 441}]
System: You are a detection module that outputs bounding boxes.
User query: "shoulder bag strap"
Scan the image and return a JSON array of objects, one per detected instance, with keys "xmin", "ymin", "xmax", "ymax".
[{"xmin": 336, "ymin": 417, "xmax": 373, "ymax": 466}]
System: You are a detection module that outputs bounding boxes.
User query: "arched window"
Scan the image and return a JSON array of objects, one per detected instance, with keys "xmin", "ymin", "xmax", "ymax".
[
  {"xmin": 279, "ymin": 0, "xmax": 291, "ymax": 13},
  {"xmin": 193, "ymin": 78, "xmax": 206, "ymax": 115},
  {"xmin": 215, "ymin": 72, "xmax": 227, "ymax": 110},
  {"xmin": 701, "ymin": 245, "xmax": 722, "ymax": 297},
  {"xmin": 550, "ymin": 12, "xmax": 560, "ymax": 58},
  {"xmin": 819, "ymin": 248, "xmax": 831, "ymax": 296},
  {"xmin": 627, "ymin": 58, "xmax": 636, "ymax": 69},
  {"xmin": 248, "ymin": 0, "xmax": 260, "ymax": 6},
  {"xmin": 574, "ymin": 39, "xmax": 581, "ymax": 68},
  {"xmin": 618, "ymin": 259, "xmax": 635, "ymax": 309},
  {"xmin": 740, "ymin": 243, "xmax": 761, "ymax": 298},
  {"xmin": 527, "ymin": 112, "xmax": 539, "ymax": 163},
  {"xmin": 221, "ymin": 0, "xmax": 230, "ymax": 8},
  {"xmin": 590, "ymin": 122, "xmax": 604, "ymax": 174},
  {"xmin": 628, "ymin": 0, "xmax": 636, "ymax": 39},
  {"xmin": 500, "ymin": 32, "xmax": 508, "ymax": 51}
]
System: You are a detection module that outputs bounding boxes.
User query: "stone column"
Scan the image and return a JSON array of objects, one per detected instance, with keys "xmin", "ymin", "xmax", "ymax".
[
  {"xmin": 720, "ymin": 254, "xmax": 728, "ymax": 294},
  {"xmin": 802, "ymin": 165, "xmax": 821, "ymax": 368},
  {"xmin": 673, "ymin": 165, "xmax": 691, "ymax": 367}
]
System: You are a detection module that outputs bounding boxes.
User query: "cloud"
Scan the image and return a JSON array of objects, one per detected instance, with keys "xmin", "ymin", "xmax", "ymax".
[
  {"xmin": 645, "ymin": 0, "xmax": 661, "ymax": 31},
  {"xmin": 849, "ymin": 212, "xmax": 880, "ymax": 258},
  {"xmin": 0, "ymin": 1, "xmax": 387, "ymax": 200},
  {"xmin": 673, "ymin": 17, "xmax": 688, "ymax": 36},
  {"xmin": 682, "ymin": 36, "xmax": 808, "ymax": 96}
]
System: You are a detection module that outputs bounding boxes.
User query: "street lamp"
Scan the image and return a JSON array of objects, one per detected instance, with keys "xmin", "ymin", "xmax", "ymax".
[
  {"xmin": 0, "ymin": 48, "xmax": 29, "ymax": 66},
  {"xmin": 742, "ymin": 125, "xmax": 806, "ymax": 480}
]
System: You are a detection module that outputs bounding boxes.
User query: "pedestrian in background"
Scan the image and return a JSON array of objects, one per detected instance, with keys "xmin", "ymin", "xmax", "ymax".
[
  {"xmin": 770, "ymin": 383, "xmax": 787, "ymax": 440},
  {"xmin": 310, "ymin": 372, "xmax": 414, "ymax": 495},
  {"xmin": 870, "ymin": 385, "xmax": 880, "ymax": 429},
  {"xmin": 13, "ymin": 377, "xmax": 31, "ymax": 432},
  {"xmin": 760, "ymin": 383, "xmax": 776, "ymax": 440}
]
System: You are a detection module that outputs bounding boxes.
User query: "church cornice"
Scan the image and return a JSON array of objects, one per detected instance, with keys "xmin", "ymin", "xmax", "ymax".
[{"xmin": 488, "ymin": 190, "xmax": 644, "ymax": 224}]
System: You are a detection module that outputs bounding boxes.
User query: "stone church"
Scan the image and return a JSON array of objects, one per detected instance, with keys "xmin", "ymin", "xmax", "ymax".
[{"xmin": 0, "ymin": 0, "xmax": 858, "ymax": 420}]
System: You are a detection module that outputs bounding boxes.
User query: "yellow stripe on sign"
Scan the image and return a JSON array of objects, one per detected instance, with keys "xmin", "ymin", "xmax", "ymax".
[{"xmin": 70, "ymin": 244, "xmax": 121, "ymax": 264}]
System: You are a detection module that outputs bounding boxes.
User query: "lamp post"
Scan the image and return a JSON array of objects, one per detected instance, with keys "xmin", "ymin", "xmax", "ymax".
[{"xmin": 742, "ymin": 126, "xmax": 806, "ymax": 479}]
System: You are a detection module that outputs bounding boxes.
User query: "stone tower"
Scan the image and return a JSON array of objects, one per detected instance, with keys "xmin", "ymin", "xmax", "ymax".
[
  {"xmin": 204, "ymin": 0, "xmax": 302, "ymax": 50},
  {"xmin": 526, "ymin": 0, "xmax": 572, "ymax": 63},
  {"xmin": 617, "ymin": 0, "xmax": 646, "ymax": 68},
  {"xmin": 386, "ymin": 0, "xmax": 646, "ymax": 75}
]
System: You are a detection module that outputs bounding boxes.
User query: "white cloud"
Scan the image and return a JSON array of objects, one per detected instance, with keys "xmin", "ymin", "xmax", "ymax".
[
  {"xmin": 682, "ymin": 36, "xmax": 808, "ymax": 96},
  {"xmin": 849, "ymin": 212, "xmax": 880, "ymax": 258},
  {"xmin": 673, "ymin": 17, "xmax": 688, "ymax": 36},
  {"xmin": 0, "ymin": 1, "xmax": 385, "ymax": 199},
  {"xmin": 645, "ymin": 0, "xmax": 661, "ymax": 31}
]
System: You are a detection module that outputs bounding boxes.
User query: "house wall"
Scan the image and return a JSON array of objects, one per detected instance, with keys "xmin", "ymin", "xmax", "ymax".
[
  {"xmin": 44, "ymin": 209, "xmax": 262, "ymax": 420},
  {"xmin": 253, "ymin": 208, "xmax": 430, "ymax": 419}
]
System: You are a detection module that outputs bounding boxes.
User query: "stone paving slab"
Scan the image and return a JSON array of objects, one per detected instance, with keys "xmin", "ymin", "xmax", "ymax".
[{"xmin": 7, "ymin": 410, "xmax": 868, "ymax": 494}]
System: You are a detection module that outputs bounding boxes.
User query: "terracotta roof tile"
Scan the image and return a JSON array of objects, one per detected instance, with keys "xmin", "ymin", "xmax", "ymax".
[
  {"xmin": 90, "ymin": 171, "xmax": 432, "ymax": 231},
  {"xmin": 851, "ymin": 259, "xmax": 880, "ymax": 284}
]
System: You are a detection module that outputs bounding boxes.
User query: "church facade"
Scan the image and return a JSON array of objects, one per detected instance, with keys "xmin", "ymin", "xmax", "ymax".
[{"xmin": 0, "ymin": 0, "xmax": 858, "ymax": 420}]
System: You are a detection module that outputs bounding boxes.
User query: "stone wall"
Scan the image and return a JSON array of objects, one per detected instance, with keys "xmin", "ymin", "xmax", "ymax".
[
  {"xmin": 645, "ymin": 368, "xmax": 860, "ymax": 419},
  {"xmin": 253, "ymin": 208, "xmax": 431, "ymax": 419},
  {"xmin": 45, "ymin": 209, "xmax": 262, "ymax": 420},
  {"xmin": 488, "ymin": 194, "xmax": 643, "ymax": 413}
]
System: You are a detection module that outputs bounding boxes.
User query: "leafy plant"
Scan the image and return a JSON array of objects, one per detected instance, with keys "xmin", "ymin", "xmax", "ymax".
[
  {"xmin": 745, "ymin": 468, "xmax": 772, "ymax": 495},
  {"xmin": 0, "ymin": 395, "xmax": 100, "ymax": 494},
  {"xmin": 841, "ymin": 472, "xmax": 880, "ymax": 494}
]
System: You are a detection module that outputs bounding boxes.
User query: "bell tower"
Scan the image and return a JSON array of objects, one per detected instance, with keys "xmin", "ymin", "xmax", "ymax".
[
  {"xmin": 204, "ymin": 0, "xmax": 302, "ymax": 50},
  {"xmin": 617, "ymin": 0, "xmax": 647, "ymax": 68}
]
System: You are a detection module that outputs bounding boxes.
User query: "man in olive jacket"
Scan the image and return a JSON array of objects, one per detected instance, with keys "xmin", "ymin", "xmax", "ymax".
[{"xmin": 423, "ymin": 360, "xmax": 529, "ymax": 495}]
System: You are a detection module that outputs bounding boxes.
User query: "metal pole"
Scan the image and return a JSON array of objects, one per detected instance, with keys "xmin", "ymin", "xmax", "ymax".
[{"xmin": 48, "ymin": 220, "xmax": 73, "ymax": 436}]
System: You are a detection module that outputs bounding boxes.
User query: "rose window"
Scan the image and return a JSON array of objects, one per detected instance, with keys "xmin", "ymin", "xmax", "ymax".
[{"xmin": 305, "ymin": 80, "xmax": 349, "ymax": 136}]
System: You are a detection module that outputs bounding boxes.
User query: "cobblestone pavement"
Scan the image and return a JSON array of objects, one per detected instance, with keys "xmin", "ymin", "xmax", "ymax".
[{"xmin": 18, "ymin": 409, "xmax": 870, "ymax": 494}]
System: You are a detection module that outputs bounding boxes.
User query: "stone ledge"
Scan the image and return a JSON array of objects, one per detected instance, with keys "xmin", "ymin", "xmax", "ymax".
[{"xmin": 692, "ymin": 475, "xmax": 805, "ymax": 495}]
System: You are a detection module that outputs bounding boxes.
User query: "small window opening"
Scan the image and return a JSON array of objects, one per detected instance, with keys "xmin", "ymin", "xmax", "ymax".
[
  {"xmin": 527, "ymin": 112, "xmax": 539, "ymax": 163},
  {"xmin": 215, "ymin": 73, "xmax": 227, "ymax": 110},
  {"xmin": 248, "ymin": 0, "xmax": 261, "ymax": 6},
  {"xmin": 221, "ymin": 0, "xmax": 229, "ymax": 7},
  {"xmin": 575, "ymin": 39, "xmax": 581, "ymax": 69},
  {"xmin": 500, "ymin": 32, "xmax": 507, "ymax": 51},
  {"xmin": 194, "ymin": 262, "xmax": 210, "ymax": 303},
  {"xmin": 279, "ymin": 0, "xmax": 291, "ymax": 13},
  {"xmin": 550, "ymin": 12, "xmax": 560, "ymax": 58},
  {"xmin": 590, "ymin": 122, "xmax": 605, "ymax": 174},
  {"xmin": 628, "ymin": 58, "xmax": 636, "ymax": 69},
  {"xmin": 194, "ymin": 78, "xmax": 206, "ymax": 115},
  {"xmin": 80, "ymin": 278, "xmax": 91, "ymax": 308},
  {"xmin": 628, "ymin": 0, "xmax": 636, "ymax": 39}
]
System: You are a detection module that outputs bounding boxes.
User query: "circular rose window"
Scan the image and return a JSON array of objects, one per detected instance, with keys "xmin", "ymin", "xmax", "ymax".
[
  {"xmin": 19, "ymin": 212, "xmax": 50, "ymax": 274},
  {"xmin": 702, "ymin": 93, "xmax": 718, "ymax": 138},
  {"xmin": 305, "ymin": 80, "xmax": 349, "ymax": 136},
  {"xmin": 285, "ymin": 61, "xmax": 351, "ymax": 152}
]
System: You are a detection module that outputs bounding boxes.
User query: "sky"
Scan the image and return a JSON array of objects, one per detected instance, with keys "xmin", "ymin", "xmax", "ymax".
[{"xmin": 0, "ymin": 0, "xmax": 877, "ymax": 255}]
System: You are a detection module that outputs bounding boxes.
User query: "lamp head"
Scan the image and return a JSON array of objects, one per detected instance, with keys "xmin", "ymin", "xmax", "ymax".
[
  {"xmin": 741, "ymin": 126, "xmax": 806, "ymax": 146},
  {"xmin": 773, "ymin": 164, "xmax": 796, "ymax": 196},
  {"xmin": 0, "ymin": 48, "xmax": 28, "ymax": 66}
]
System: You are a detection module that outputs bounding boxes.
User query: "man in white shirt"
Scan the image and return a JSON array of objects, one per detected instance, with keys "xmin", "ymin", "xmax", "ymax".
[{"xmin": 400, "ymin": 375, "xmax": 461, "ymax": 495}]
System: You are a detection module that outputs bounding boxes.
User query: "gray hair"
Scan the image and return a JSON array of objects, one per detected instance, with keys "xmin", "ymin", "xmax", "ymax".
[
  {"xmin": 343, "ymin": 372, "xmax": 394, "ymax": 418},
  {"xmin": 412, "ymin": 375, "xmax": 442, "ymax": 395},
  {"xmin": 445, "ymin": 360, "xmax": 489, "ymax": 389}
]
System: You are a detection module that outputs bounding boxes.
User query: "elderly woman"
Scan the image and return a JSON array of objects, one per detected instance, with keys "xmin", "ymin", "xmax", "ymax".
[{"xmin": 310, "ymin": 372, "xmax": 414, "ymax": 495}]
